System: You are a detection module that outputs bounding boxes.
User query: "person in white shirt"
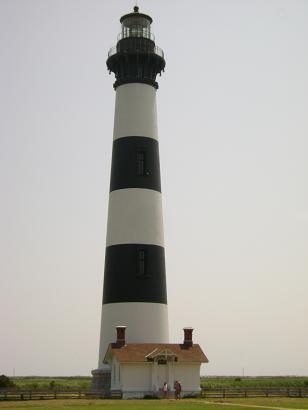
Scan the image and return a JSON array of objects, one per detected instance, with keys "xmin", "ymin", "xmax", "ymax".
[{"xmin": 163, "ymin": 382, "xmax": 168, "ymax": 398}]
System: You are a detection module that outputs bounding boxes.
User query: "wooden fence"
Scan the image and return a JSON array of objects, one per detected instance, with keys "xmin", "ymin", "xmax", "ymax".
[
  {"xmin": 0, "ymin": 389, "xmax": 104, "ymax": 401},
  {"xmin": 201, "ymin": 387, "xmax": 308, "ymax": 398},
  {"xmin": 1, "ymin": 387, "xmax": 308, "ymax": 401}
]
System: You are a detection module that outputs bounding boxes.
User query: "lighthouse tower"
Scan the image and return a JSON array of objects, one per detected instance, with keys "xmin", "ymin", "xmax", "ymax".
[{"xmin": 92, "ymin": 7, "xmax": 169, "ymax": 389}]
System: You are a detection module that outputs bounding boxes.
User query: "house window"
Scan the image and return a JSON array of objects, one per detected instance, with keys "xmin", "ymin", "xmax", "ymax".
[
  {"xmin": 137, "ymin": 151, "xmax": 146, "ymax": 176},
  {"xmin": 137, "ymin": 249, "xmax": 146, "ymax": 276}
]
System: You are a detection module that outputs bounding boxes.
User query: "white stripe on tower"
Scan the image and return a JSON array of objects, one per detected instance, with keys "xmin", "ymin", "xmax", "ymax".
[
  {"xmin": 106, "ymin": 188, "xmax": 164, "ymax": 247},
  {"xmin": 98, "ymin": 303, "xmax": 169, "ymax": 368},
  {"xmin": 113, "ymin": 84, "xmax": 158, "ymax": 141}
]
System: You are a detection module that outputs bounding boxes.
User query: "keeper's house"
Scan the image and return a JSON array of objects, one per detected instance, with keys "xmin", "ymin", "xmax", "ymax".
[{"xmin": 103, "ymin": 326, "xmax": 208, "ymax": 399}]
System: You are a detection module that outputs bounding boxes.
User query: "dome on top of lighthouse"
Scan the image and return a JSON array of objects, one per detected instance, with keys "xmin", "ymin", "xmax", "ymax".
[{"xmin": 120, "ymin": 6, "xmax": 153, "ymax": 25}]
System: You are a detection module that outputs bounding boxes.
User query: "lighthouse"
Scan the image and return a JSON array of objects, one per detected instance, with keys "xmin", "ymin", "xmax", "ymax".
[{"xmin": 92, "ymin": 6, "xmax": 169, "ymax": 390}]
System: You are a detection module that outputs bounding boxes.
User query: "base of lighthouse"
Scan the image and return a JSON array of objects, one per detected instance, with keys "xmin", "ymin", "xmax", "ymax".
[
  {"xmin": 92, "ymin": 302, "xmax": 169, "ymax": 395},
  {"xmin": 98, "ymin": 302, "xmax": 169, "ymax": 367}
]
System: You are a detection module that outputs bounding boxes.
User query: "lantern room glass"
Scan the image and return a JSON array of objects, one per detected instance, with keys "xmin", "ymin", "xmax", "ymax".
[{"xmin": 120, "ymin": 15, "xmax": 154, "ymax": 41}]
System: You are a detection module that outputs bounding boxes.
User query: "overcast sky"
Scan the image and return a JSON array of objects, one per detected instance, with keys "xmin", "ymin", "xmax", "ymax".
[{"xmin": 0, "ymin": 0, "xmax": 307, "ymax": 377}]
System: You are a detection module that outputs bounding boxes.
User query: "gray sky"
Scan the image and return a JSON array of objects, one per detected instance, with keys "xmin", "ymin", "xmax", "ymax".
[{"xmin": 0, "ymin": 0, "xmax": 307, "ymax": 377}]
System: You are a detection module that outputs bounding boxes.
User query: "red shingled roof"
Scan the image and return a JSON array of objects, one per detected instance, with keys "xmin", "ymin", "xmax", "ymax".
[{"xmin": 104, "ymin": 343, "xmax": 209, "ymax": 364}]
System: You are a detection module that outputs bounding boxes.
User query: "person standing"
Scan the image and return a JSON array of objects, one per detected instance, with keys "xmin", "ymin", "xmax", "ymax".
[
  {"xmin": 174, "ymin": 380, "xmax": 182, "ymax": 399},
  {"xmin": 163, "ymin": 382, "xmax": 168, "ymax": 398},
  {"xmin": 174, "ymin": 380, "xmax": 177, "ymax": 399}
]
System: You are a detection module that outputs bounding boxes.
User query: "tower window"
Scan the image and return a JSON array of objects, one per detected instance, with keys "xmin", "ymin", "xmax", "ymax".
[
  {"xmin": 137, "ymin": 151, "xmax": 146, "ymax": 176},
  {"xmin": 137, "ymin": 249, "xmax": 146, "ymax": 276}
]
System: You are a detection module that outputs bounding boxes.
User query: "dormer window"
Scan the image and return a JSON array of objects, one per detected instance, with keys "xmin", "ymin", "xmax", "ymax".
[{"xmin": 145, "ymin": 348, "xmax": 177, "ymax": 363}]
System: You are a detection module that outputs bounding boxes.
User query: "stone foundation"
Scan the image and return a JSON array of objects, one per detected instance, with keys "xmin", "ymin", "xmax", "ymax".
[{"xmin": 91, "ymin": 368, "xmax": 111, "ymax": 397}]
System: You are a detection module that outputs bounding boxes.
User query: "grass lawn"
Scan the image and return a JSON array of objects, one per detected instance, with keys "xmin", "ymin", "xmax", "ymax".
[
  {"xmin": 206, "ymin": 398, "xmax": 308, "ymax": 409},
  {"xmin": 1, "ymin": 398, "xmax": 308, "ymax": 410}
]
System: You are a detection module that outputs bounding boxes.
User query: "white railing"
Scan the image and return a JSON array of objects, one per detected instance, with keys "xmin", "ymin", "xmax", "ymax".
[
  {"xmin": 154, "ymin": 46, "xmax": 164, "ymax": 58},
  {"xmin": 108, "ymin": 46, "xmax": 117, "ymax": 58}
]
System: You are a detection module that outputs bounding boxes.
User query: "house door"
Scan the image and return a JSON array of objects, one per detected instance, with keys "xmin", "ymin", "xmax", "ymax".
[{"xmin": 157, "ymin": 363, "xmax": 168, "ymax": 391}]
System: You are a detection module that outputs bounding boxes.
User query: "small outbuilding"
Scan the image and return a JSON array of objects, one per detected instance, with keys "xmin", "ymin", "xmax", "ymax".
[{"xmin": 103, "ymin": 326, "xmax": 208, "ymax": 399}]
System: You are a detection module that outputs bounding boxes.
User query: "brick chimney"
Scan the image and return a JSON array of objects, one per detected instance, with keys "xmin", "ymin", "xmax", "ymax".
[
  {"xmin": 183, "ymin": 327, "xmax": 193, "ymax": 347},
  {"xmin": 116, "ymin": 326, "xmax": 126, "ymax": 347}
]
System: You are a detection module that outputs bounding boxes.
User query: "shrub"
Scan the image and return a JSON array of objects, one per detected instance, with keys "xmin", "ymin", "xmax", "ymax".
[
  {"xmin": 49, "ymin": 380, "xmax": 56, "ymax": 389},
  {"xmin": 0, "ymin": 375, "xmax": 15, "ymax": 388}
]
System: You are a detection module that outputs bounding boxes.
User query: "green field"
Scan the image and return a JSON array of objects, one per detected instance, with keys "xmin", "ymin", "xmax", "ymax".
[
  {"xmin": 201, "ymin": 377, "xmax": 308, "ymax": 389},
  {"xmin": 11, "ymin": 378, "xmax": 91, "ymax": 390},
  {"xmin": 4, "ymin": 377, "xmax": 308, "ymax": 410},
  {"xmin": 11, "ymin": 377, "xmax": 308, "ymax": 390},
  {"xmin": 1, "ymin": 398, "xmax": 308, "ymax": 410}
]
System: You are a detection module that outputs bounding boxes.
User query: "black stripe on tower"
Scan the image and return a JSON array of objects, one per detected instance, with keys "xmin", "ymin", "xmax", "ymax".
[
  {"xmin": 110, "ymin": 136, "xmax": 161, "ymax": 192},
  {"xmin": 103, "ymin": 244, "xmax": 167, "ymax": 304}
]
